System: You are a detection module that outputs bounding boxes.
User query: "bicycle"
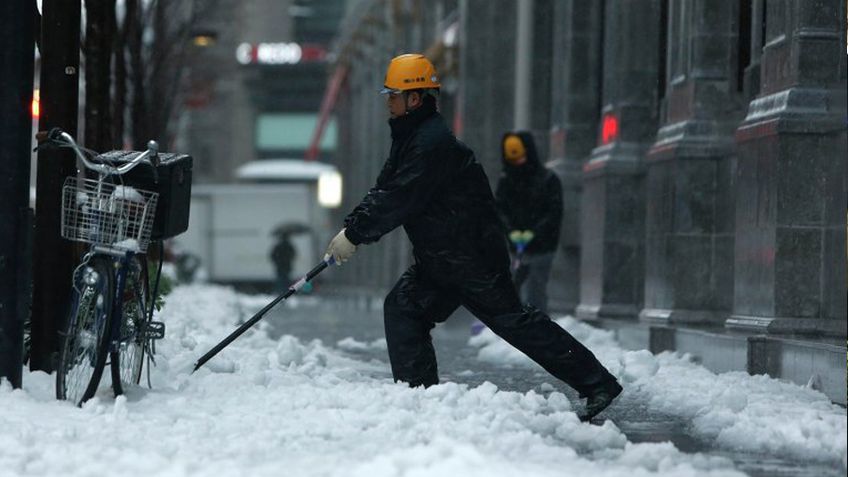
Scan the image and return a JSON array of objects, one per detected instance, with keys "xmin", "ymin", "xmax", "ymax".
[{"xmin": 36, "ymin": 128, "xmax": 167, "ymax": 406}]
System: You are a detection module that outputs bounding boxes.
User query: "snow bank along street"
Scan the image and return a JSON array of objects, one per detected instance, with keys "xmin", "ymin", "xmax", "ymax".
[
  {"xmin": 470, "ymin": 317, "xmax": 847, "ymax": 469},
  {"xmin": 1, "ymin": 284, "xmax": 844, "ymax": 476}
]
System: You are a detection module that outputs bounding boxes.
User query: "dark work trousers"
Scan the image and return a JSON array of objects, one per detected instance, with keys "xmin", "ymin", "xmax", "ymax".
[
  {"xmin": 384, "ymin": 262, "xmax": 616, "ymax": 395},
  {"xmin": 512, "ymin": 252, "xmax": 555, "ymax": 313}
]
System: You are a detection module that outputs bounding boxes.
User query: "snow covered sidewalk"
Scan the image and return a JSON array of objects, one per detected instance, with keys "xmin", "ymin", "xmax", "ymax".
[
  {"xmin": 470, "ymin": 316, "xmax": 848, "ymax": 471},
  {"xmin": 1, "ymin": 284, "xmax": 843, "ymax": 476}
]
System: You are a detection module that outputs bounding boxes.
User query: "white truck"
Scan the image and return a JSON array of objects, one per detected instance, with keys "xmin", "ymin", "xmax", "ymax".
[{"xmin": 175, "ymin": 159, "xmax": 342, "ymax": 286}]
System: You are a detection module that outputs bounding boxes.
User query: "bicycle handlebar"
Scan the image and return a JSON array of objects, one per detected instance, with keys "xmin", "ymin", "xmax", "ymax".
[{"xmin": 36, "ymin": 128, "xmax": 159, "ymax": 178}]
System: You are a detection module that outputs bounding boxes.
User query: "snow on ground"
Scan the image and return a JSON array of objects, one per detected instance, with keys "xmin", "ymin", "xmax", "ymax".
[
  {"xmin": 336, "ymin": 336, "xmax": 388, "ymax": 352},
  {"xmin": 470, "ymin": 317, "xmax": 848, "ymax": 470},
  {"xmin": 0, "ymin": 284, "xmax": 747, "ymax": 477}
]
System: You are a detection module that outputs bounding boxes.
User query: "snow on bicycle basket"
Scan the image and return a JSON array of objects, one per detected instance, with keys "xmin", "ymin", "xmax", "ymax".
[{"xmin": 61, "ymin": 177, "xmax": 159, "ymax": 253}]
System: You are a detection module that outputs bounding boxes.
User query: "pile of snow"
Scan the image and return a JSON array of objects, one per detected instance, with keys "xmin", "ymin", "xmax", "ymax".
[
  {"xmin": 113, "ymin": 238, "xmax": 141, "ymax": 251},
  {"xmin": 74, "ymin": 190, "xmax": 90, "ymax": 206},
  {"xmin": 110, "ymin": 185, "xmax": 146, "ymax": 202},
  {"xmin": 0, "ymin": 285, "xmax": 746, "ymax": 477},
  {"xmin": 469, "ymin": 316, "xmax": 848, "ymax": 469},
  {"xmin": 336, "ymin": 336, "xmax": 388, "ymax": 352}
]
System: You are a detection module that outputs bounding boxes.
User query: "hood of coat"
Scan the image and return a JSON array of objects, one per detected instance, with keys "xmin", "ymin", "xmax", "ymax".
[{"xmin": 501, "ymin": 131, "xmax": 542, "ymax": 178}]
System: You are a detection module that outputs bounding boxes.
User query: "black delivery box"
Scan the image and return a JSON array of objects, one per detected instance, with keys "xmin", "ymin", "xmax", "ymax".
[{"xmin": 96, "ymin": 150, "xmax": 193, "ymax": 241}]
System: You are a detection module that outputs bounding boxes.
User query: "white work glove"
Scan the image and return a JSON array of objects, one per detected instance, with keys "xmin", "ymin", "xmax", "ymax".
[{"xmin": 324, "ymin": 228, "xmax": 357, "ymax": 265}]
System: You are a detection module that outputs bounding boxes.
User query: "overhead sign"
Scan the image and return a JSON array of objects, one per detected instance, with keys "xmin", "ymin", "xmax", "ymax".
[{"xmin": 236, "ymin": 42, "xmax": 326, "ymax": 65}]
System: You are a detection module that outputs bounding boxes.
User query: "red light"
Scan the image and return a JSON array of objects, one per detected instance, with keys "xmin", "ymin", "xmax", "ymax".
[
  {"xmin": 31, "ymin": 90, "xmax": 40, "ymax": 118},
  {"xmin": 601, "ymin": 113, "xmax": 618, "ymax": 144}
]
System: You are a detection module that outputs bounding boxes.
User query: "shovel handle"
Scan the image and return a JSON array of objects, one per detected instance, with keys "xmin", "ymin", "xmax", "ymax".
[{"xmin": 191, "ymin": 256, "xmax": 335, "ymax": 373}]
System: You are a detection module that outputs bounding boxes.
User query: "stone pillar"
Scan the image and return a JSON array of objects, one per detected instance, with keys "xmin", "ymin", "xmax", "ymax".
[
  {"xmin": 728, "ymin": 0, "xmax": 847, "ymax": 337},
  {"xmin": 529, "ymin": 0, "xmax": 554, "ymax": 159},
  {"xmin": 547, "ymin": 0, "xmax": 604, "ymax": 313},
  {"xmin": 641, "ymin": 0, "xmax": 744, "ymax": 325},
  {"xmin": 576, "ymin": 0, "xmax": 662, "ymax": 320},
  {"xmin": 513, "ymin": 0, "xmax": 533, "ymax": 130},
  {"xmin": 458, "ymin": 0, "xmax": 517, "ymax": 182}
]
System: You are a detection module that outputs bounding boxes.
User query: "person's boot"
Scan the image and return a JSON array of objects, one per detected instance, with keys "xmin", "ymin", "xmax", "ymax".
[{"xmin": 579, "ymin": 380, "xmax": 623, "ymax": 422}]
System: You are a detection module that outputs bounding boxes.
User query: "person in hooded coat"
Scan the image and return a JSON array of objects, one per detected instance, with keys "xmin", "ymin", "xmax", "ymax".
[
  {"xmin": 494, "ymin": 132, "xmax": 562, "ymax": 313},
  {"xmin": 324, "ymin": 54, "xmax": 622, "ymax": 420}
]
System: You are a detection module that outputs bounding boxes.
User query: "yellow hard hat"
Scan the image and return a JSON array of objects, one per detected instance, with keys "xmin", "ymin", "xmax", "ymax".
[
  {"xmin": 503, "ymin": 135, "xmax": 526, "ymax": 164},
  {"xmin": 380, "ymin": 54, "xmax": 440, "ymax": 94}
]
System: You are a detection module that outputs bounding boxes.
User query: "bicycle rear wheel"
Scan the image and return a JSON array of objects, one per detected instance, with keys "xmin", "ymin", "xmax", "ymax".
[
  {"xmin": 56, "ymin": 257, "xmax": 114, "ymax": 406},
  {"xmin": 110, "ymin": 256, "xmax": 149, "ymax": 396}
]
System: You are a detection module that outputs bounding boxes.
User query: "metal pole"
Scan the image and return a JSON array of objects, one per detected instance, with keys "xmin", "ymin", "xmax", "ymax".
[
  {"xmin": 0, "ymin": 0, "xmax": 37, "ymax": 388},
  {"xmin": 513, "ymin": 0, "xmax": 533, "ymax": 130},
  {"xmin": 30, "ymin": 0, "xmax": 81, "ymax": 373}
]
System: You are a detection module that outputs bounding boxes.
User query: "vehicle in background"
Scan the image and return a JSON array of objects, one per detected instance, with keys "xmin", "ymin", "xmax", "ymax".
[{"xmin": 174, "ymin": 159, "xmax": 342, "ymax": 289}]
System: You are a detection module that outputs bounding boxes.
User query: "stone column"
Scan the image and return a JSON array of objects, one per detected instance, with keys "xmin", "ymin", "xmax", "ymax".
[
  {"xmin": 728, "ymin": 0, "xmax": 847, "ymax": 336},
  {"xmin": 547, "ymin": 0, "xmax": 604, "ymax": 313},
  {"xmin": 576, "ymin": 0, "xmax": 662, "ymax": 320},
  {"xmin": 641, "ymin": 0, "xmax": 744, "ymax": 325},
  {"xmin": 529, "ymin": 0, "xmax": 554, "ymax": 159},
  {"xmin": 513, "ymin": 0, "xmax": 533, "ymax": 130},
  {"xmin": 458, "ymin": 0, "xmax": 517, "ymax": 183}
]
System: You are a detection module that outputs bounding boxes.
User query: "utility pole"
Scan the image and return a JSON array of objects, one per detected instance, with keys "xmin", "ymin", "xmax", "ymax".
[
  {"xmin": 0, "ymin": 0, "xmax": 37, "ymax": 388},
  {"xmin": 29, "ymin": 0, "xmax": 81, "ymax": 373}
]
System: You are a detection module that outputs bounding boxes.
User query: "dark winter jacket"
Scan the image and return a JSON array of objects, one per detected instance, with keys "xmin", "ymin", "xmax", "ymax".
[
  {"xmin": 494, "ymin": 131, "xmax": 563, "ymax": 255},
  {"xmin": 343, "ymin": 97, "xmax": 509, "ymax": 274}
]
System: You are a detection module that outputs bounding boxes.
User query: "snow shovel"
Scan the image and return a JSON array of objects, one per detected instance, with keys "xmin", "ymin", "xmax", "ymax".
[{"xmin": 192, "ymin": 256, "xmax": 335, "ymax": 373}]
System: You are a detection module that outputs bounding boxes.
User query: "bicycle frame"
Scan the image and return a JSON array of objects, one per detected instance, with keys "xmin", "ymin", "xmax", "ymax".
[
  {"xmin": 45, "ymin": 128, "xmax": 163, "ymax": 403},
  {"xmin": 109, "ymin": 252, "xmax": 136, "ymax": 354},
  {"xmin": 73, "ymin": 248, "xmax": 147, "ymax": 350},
  {"xmin": 65, "ymin": 261, "xmax": 109, "ymax": 361}
]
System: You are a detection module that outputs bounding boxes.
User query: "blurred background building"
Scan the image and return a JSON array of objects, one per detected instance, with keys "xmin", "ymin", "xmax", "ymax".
[{"xmin": 180, "ymin": 0, "xmax": 347, "ymax": 183}]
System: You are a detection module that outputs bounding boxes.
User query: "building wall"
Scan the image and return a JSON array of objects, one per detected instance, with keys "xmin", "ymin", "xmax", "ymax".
[
  {"xmin": 328, "ymin": 0, "xmax": 847, "ymax": 337},
  {"xmin": 641, "ymin": 0, "xmax": 745, "ymax": 326},
  {"xmin": 547, "ymin": 1, "xmax": 605, "ymax": 313},
  {"xmin": 181, "ymin": 0, "xmax": 294, "ymax": 184},
  {"xmin": 457, "ymin": 0, "xmax": 517, "ymax": 183},
  {"xmin": 180, "ymin": 0, "xmax": 346, "ymax": 183},
  {"xmin": 727, "ymin": 0, "xmax": 847, "ymax": 337},
  {"xmin": 576, "ymin": 0, "xmax": 662, "ymax": 320}
]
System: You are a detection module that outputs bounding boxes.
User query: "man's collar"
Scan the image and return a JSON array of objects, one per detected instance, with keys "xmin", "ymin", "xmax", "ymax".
[{"xmin": 388, "ymin": 98, "xmax": 437, "ymax": 140}]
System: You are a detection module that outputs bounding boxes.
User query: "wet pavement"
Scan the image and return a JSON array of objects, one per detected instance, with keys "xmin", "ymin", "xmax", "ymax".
[{"xmin": 256, "ymin": 294, "xmax": 843, "ymax": 477}]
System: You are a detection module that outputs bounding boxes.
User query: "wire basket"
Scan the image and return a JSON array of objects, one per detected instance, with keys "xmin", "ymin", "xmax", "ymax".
[{"xmin": 61, "ymin": 177, "xmax": 159, "ymax": 253}]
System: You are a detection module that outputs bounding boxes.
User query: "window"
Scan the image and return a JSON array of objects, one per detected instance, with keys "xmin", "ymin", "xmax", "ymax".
[
  {"xmin": 255, "ymin": 113, "xmax": 337, "ymax": 152},
  {"xmin": 658, "ymin": 0, "xmax": 670, "ymax": 118},
  {"xmin": 738, "ymin": 0, "xmax": 753, "ymax": 92}
]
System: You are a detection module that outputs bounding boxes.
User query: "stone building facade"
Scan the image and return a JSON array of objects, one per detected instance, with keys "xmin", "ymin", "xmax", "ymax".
[{"xmin": 329, "ymin": 0, "xmax": 846, "ymax": 337}]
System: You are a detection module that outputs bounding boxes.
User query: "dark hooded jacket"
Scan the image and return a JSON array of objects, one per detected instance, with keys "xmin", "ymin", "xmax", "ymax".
[
  {"xmin": 494, "ymin": 131, "xmax": 563, "ymax": 255},
  {"xmin": 343, "ymin": 97, "xmax": 509, "ymax": 275}
]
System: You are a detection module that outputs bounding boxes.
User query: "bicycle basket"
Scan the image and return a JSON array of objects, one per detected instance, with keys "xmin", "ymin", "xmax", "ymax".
[{"xmin": 61, "ymin": 177, "xmax": 159, "ymax": 253}]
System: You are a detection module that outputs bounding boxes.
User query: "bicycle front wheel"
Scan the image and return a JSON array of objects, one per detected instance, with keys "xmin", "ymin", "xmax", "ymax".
[
  {"xmin": 111, "ymin": 256, "xmax": 149, "ymax": 395},
  {"xmin": 56, "ymin": 257, "xmax": 114, "ymax": 406}
]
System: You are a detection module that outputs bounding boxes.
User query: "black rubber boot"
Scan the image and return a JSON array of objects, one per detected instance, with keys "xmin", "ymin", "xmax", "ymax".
[{"xmin": 579, "ymin": 380, "xmax": 623, "ymax": 422}]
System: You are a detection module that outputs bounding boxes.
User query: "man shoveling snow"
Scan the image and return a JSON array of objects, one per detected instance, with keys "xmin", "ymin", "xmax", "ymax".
[{"xmin": 324, "ymin": 53, "xmax": 622, "ymax": 421}]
